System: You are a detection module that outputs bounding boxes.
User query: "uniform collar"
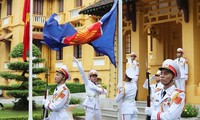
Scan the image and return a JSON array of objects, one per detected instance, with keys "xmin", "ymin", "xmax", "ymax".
[
  {"xmin": 161, "ymin": 85, "xmax": 175, "ymax": 101},
  {"xmin": 56, "ymin": 83, "xmax": 66, "ymax": 90}
]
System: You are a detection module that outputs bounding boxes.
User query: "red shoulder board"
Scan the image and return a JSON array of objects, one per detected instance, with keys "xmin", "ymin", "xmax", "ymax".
[{"xmin": 175, "ymin": 88, "xmax": 184, "ymax": 93}]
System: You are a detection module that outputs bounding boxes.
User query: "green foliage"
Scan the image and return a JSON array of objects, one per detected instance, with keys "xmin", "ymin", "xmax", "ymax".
[
  {"xmin": 9, "ymin": 43, "xmax": 41, "ymax": 58},
  {"xmin": 72, "ymin": 108, "xmax": 85, "ymax": 118},
  {"xmin": 13, "ymin": 98, "xmax": 36, "ymax": 111},
  {"xmin": 7, "ymin": 62, "xmax": 29, "ymax": 70},
  {"xmin": 33, "ymin": 68, "xmax": 48, "ymax": 74},
  {"xmin": 181, "ymin": 104, "xmax": 199, "ymax": 118},
  {"xmin": 0, "ymin": 43, "xmax": 48, "ymax": 110},
  {"xmin": 66, "ymin": 83, "xmax": 86, "ymax": 93},
  {"xmin": 6, "ymin": 90, "xmax": 37, "ymax": 98},
  {"xmin": 70, "ymin": 97, "xmax": 82, "ymax": 104},
  {"xmin": 0, "ymin": 72, "xmax": 25, "ymax": 81},
  {"xmin": 0, "ymin": 115, "xmax": 41, "ymax": 120},
  {"xmin": 0, "ymin": 84, "xmax": 20, "ymax": 90},
  {"xmin": 47, "ymin": 83, "xmax": 86, "ymax": 95},
  {"xmin": 101, "ymin": 83, "xmax": 107, "ymax": 89},
  {"xmin": 32, "ymin": 58, "xmax": 45, "ymax": 63},
  {"xmin": 0, "ymin": 105, "xmax": 84, "ymax": 119}
]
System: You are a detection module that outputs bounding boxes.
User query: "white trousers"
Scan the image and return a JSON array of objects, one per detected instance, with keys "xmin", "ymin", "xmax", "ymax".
[
  {"xmin": 175, "ymin": 78, "xmax": 187, "ymax": 91},
  {"xmin": 122, "ymin": 114, "xmax": 137, "ymax": 120},
  {"xmin": 85, "ymin": 107, "xmax": 102, "ymax": 120}
]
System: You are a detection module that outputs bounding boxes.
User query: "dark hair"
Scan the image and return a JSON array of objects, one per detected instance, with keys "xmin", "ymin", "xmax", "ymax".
[{"xmin": 126, "ymin": 75, "xmax": 132, "ymax": 82}]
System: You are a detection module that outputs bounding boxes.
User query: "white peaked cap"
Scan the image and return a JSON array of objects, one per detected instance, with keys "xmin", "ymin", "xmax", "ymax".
[
  {"xmin": 88, "ymin": 69, "xmax": 98, "ymax": 77},
  {"xmin": 177, "ymin": 48, "xmax": 184, "ymax": 54},
  {"xmin": 159, "ymin": 59, "xmax": 181, "ymax": 80},
  {"xmin": 131, "ymin": 52, "xmax": 137, "ymax": 57},
  {"xmin": 126, "ymin": 68, "xmax": 135, "ymax": 79},
  {"xmin": 56, "ymin": 65, "xmax": 71, "ymax": 80}
]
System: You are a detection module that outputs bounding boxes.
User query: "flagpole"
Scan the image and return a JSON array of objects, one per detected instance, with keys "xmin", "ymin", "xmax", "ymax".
[
  {"xmin": 28, "ymin": 0, "xmax": 33, "ymax": 119},
  {"xmin": 118, "ymin": 0, "xmax": 123, "ymax": 120}
]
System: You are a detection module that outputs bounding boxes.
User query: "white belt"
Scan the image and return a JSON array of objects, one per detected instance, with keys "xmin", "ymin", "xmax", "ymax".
[{"xmin": 122, "ymin": 98, "xmax": 135, "ymax": 103}]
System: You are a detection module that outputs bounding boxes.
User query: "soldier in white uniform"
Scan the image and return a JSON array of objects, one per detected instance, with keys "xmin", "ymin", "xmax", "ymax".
[
  {"xmin": 43, "ymin": 65, "xmax": 71, "ymax": 120},
  {"xmin": 143, "ymin": 70, "xmax": 163, "ymax": 96},
  {"xmin": 174, "ymin": 48, "xmax": 188, "ymax": 91},
  {"xmin": 127, "ymin": 52, "xmax": 139, "ymax": 83},
  {"xmin": 74, "ymin": 57, "xmax": 107, "ymax": 120},
  {"xmin": 145, "ymin": 59, "xmax": 185, "ymax": 120},
  {"xmin": 115, "ymin": 68, "xmax": 138, "ymax": 120}
]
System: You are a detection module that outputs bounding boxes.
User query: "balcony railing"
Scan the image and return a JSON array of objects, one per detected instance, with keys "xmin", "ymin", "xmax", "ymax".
[
  {"xmin": 1, "ymin": 16, "xmax": 13, "ymax": 28},
  {"xmin": 33, "ymin": 15, "xmax": 46, "ymax": 27},
  {"xmin": 70, "ymin": 7, "xmax": 81, "ymax": 18}
]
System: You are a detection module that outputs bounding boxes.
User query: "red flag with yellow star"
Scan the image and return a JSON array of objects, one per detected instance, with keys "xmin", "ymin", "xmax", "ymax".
[{"xmin": 22, "ymin": 0, "xmax": 30, "ymax": 61}]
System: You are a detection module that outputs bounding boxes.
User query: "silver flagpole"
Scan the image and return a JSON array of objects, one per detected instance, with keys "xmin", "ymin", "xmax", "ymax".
[
  {"xmin": 118, "ymin": 0, "xmax": 123, "ymax": 120},
  {"xmin": 28, "ymin": 0, "xmax": 33, "ymax": 119}
]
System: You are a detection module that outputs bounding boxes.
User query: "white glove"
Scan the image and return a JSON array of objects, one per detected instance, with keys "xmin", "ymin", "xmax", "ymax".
[
  {"xmin": 145, "ymin": 107, "xmax": 153, "ymax": 116},
  {"xmin": 73, "ymin": 57, "xmax": 79, "ymax": 63},
  {"xmin": 43, "ymin": 99, "xmax": 50, "ymax": 109}
]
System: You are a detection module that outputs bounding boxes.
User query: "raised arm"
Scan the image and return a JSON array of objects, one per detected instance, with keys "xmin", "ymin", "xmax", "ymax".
[{"xmin": 73, "ymin": 57, "xmax": 89, "ymax": 85}]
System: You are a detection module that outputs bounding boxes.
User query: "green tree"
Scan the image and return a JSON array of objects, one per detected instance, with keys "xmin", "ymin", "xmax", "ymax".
[{"xmin": 0, "ymin": 43, "xmax": 47, "ymax": 110}]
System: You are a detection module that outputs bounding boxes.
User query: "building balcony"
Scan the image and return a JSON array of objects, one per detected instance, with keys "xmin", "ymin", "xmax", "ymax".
[
  {"xmin": 69, "ymin": 7, "xmax": 85, "ymax": 22},
  {"xmin": 33, "ymin": 14, "xmax": 47, "ymax": 27},
  {"xmin": 1, "ymin": 16, "xmax": 13, "ymax": 29}
]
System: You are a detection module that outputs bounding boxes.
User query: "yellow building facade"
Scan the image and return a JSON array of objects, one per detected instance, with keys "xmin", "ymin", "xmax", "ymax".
[{"xmin": 0, "ymin": 0, "xmax": 200, "ymax": 105}]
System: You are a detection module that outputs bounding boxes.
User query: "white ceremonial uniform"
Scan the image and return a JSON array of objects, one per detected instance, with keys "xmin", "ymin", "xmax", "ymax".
[
  {"xmin": 143, "ymin": 76, "xmax": 163, "ymax": 96},
  {"xmin": 76, "ymin": 62, "xmax": 107, "ymax": 120},
  {"xmin": 127, "ymin": 60, "xmax": 139, "ymax": 83},
  {"xmin": 44, "ymin": 84, "xmax": 70, "ymax": 120},
  {"xmin": 127, "ymin": 60, "xmax": 140, "ymax": 84},
  {"xmin": 115, "ymin": 82, "xmax": 138, "ymax": 120},
  {"xmin": 150, "ymin": 85, "xmax": 185, "ymax": 120},
  {"xmin": 174, "ymin": 57, "xmax": 188, "ymax": 91}
]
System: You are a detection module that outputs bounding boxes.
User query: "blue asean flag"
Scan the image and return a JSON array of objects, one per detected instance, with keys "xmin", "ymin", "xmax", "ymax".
[
  {"xmin": 90, "ymin": 0, "xmax": 117, "ymax": 67},
  {"xmin": 43, "ymin": 14, "xmax": 77, "ymax": 50},
  {"xmin": 42, "ymin": 0, "xmax": 117, "ymax": 66}
]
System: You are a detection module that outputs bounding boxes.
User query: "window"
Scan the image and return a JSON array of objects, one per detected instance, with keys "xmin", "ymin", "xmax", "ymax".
[
  {"xmin": 7, "ymin": 0, "xmax": 12, "ymax": 15},
  {"xmin": 33, "ymin": 40, "xmax": 42, "ymax": 54},
  {"xmin": 96, "ymin": 52, "xmax": 104, "ymax": 57},
  {"xmin": 74, "ymin": 45, "xmax": 82, "ymax": 58},
  {"xmin": 56, "ymin": 48, "xmax": 63, "ymax": 60},
  {"xmin": 125, "ymin": 34, "xmax": 131, "ymax": 54},
  {"xmin": 33, "ymin": 0, "xmax": 43, "ymax": 15},
  {"xmin": 75, "ymin": 0, "xmax": 82, "ymax": 7},
  {"xmin": 59, "ymin": 0, "xmax": 64, "ymax": 12},
  {"xmin": 5, "ymin": 41, "xmax": 11, "ymax": 61}
]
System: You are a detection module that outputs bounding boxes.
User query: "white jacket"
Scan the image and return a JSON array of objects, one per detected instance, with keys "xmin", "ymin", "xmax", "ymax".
[
  {"xmin": 115, "ymin": 82, "xmax": 138, "ymax": 114},
  {"xmin": 150, "ymin": 85, "xmax": 185, "ymax": 120},
  {"xmin": 76, "ymin": 61, "xmax": 107, "ymax": 109},
  {"xmin": 127, "ymin": 60, "xmax": 140, "ymax": 81},
  {"xmin": 174, "ymin": 57, "xmax": 188, "ymax": 79},
  {"xmin": 45, "ymin": 84, "xmax": 70, "ymax": 120}
]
